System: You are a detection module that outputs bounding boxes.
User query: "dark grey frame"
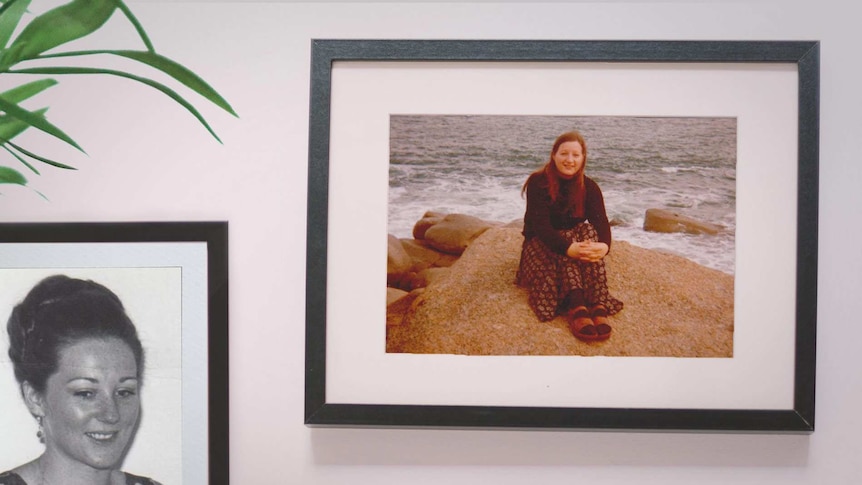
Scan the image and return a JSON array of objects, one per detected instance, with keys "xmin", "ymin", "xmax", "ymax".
[
  {"xmin": 305, "ymin": 40, "xmax": 819, "ymax": 432},
  {"xmin": 0, "ymin": 222, "xmax": 230, "ymax": 483}
]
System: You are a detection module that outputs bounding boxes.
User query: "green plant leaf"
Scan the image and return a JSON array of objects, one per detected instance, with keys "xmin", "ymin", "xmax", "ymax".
[
  {"xmin": 12, "ymin": 66, "xmax": 224, "ymax": 142},
  {"xmin": 0, "ymin": 95, "xmax": 84, "ymax": 151},
  {"xmin": 0, "ymin": 36, "xmax": 26, "ymax": 71},
  {"xmin": 7, "ymin": 139, "xmax": 76, "ymax": 169},
  {"xmin": 2, "ymin": 143, "xmax": 39, "ymax": 174},
  {"xmin": 0, "ymin": 165, "xmax": 27, "ymax": 185},
  {"xmin": 40, "ymin": 50, "xmax": 237, "ymax": 116},
  {"xmin": 0, "ymin": 106, "xmax": 48, "ymax": 142},
  {"xmin": 7, "ymin": 0, "xmax": 116, "ymax": 63},
  {"xmin": 0, "ymin": 79, "xmax": 57, "ymax": 103},
  {"xmin": 0, "ymin": 108, "xmax": 77, "ymax": 173},
  {"xmin": 0, "ymin": 0, "xmax": 31, "ymax": 50},
  {"xmin": 113, "ymin": 0, "xmax": 154, "ymax": 52}
]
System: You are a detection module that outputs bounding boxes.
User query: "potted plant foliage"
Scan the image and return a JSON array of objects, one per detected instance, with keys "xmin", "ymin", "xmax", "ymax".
[{"xmin": 0, "ymin": 0, "xmax": 236, "ymax": 193}]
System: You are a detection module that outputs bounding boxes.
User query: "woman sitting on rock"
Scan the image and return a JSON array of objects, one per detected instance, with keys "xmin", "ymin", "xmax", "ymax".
[{"xmin": 517, "ymin": 131, "xmax": 623, "ymax": 342}]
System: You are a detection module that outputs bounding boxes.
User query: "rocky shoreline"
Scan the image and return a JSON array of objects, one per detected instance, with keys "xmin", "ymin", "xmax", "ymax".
[{"xmin": 386, "ymin": 212, "xmax": 734, "ymax": 357}]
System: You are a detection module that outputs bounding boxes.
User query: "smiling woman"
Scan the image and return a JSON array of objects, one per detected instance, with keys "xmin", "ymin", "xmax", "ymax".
[
  {"xmin": 1, "ymin": 275, "xmax": 161, "ymax": 485},
  {"xmin": 517, "ymin": 131, "xmax": 624, "ymax": 342}
]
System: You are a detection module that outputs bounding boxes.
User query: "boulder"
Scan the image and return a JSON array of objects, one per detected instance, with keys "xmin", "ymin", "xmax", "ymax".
[
  {"xmin": 643, "ymin": 208, "xmax": 723, "ymax": 235},
  {"xmin": 410, "ymin": 267, "xmax": 451, "ymax": 290},
  {"xmin": 387, "ymin": 234, "xmax": 413, "ymax": 276},
  {"xmin": 503, "ymin": 218, "xmax": 525, "ymax": 231},
  {"xmin": 388, "ymin": 273, "xmax": 415, "ymax": 292},
  {"xmin": 431, "ymin": 253, "xmax": 459, "ymax": 268},
  {"xmin": 387, "ymin": 288, "xmax": 424, "ymax": 327},
  {"xmin": 386, "ymin": 227, "xmax": 734, "ymax": 357},
  {"xmin": 400, "ymin": 239, "xmax": 450, "ymax": 269},
  {"xmin": 422, "ymin": 213, "xmax": 493, "ymax": 255},
  {"xmin": 412, "ymin": 211, "xmax": 446, "ymax": 240},
  {"xmin": 386, "ymin": 287, "xmax": 409, "ymax": 306}
]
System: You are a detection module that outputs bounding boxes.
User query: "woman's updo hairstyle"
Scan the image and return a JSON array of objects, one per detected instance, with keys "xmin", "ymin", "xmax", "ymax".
[{"xmin": 6, "ymin": 275, "xmax": 144, "ymax": 393}]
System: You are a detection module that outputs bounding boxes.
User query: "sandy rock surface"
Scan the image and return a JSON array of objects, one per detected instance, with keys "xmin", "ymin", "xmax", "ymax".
[{"xmin": 387, "ymin": 227, "xmax": 734, "ymax": 357}]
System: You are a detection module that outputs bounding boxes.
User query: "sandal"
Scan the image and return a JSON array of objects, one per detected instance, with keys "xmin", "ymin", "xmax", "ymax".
[
  {"xmin": 568, "ymin": 306, "xmax": 601, "ymax": 342},
  {"xmin": 589, "ymin": 304, "xmax": 612, "ymax": 340}
]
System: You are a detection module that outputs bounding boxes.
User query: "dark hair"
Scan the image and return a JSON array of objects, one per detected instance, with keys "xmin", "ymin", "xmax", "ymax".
[
  {"xmin": 6, "ymin": 275, "xmax": 145, "ymax": 393},
  {"xmin": 521, "ymin": 131, "xmax": 588, "ymax": 218}
]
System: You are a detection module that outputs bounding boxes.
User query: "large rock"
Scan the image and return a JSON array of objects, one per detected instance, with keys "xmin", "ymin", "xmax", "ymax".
[
  {"xmin": 410, "ymin": 267, "xmax": 451, "ymax": 290},
  {"xmin": 387, "ymin": 234, "xmax": 414, "ymax": 276},
  {"xmin": 422, "ymin": 213, "xmax": 493, "ymax": 255},
  {"xmin": 400, "ymin": 238, "xmax": 458, "ymax": 269},
  {"xmin": 387, "ymin": 288, "xmax": 423, "ymax": 327},
  {"xmin": 386, "ymin": 287, "xmax": 409, "ymax": 306},
  {"xmin": 504, "ymin": 218, "xmax": 525, "ymax": 231},
  {"xmin": 387, "ymin": 227, "xmax": 734, "ymax": 357},
  {"xmin": 643, "ymin": 208, "xmax": 723, "ymax": 235},
  {"xmin": 412, "ymin": 211, "xmax": 446, "ymax": 239}
]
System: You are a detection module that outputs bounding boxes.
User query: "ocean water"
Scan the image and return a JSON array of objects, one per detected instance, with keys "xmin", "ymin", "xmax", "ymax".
[{"xmin": 389, "ymin": 115, "xmax": 737, "ymax": 274}]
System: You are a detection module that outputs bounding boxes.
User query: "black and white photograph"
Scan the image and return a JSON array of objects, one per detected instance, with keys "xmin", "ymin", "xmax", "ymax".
[
  {"xmin": 0, "ymin": 223, "xmax": 228, "ymax": 485},
  {"xmin": 0, "ymin": 268, "xmax": 180, "ymax": 485}
]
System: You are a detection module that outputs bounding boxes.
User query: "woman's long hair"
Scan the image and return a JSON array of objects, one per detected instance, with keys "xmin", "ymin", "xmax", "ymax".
[{"xmin": 521, "ymin": 131, "xmax": 587, "ymax": 218}]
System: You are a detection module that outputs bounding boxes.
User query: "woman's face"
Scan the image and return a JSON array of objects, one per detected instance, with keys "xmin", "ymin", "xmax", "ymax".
[
  {"xmin": 37, "ymin": 337, "xmax": 140, "ymax": 471},
  {"xmin": 553, "ymin": 140, "xmax": 585, "ymax": 179}
]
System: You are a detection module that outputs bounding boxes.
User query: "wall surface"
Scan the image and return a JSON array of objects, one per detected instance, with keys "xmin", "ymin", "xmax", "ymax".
[{"xmin": 1, "ymin": 0, "xmax": 860, "ymax": 483}]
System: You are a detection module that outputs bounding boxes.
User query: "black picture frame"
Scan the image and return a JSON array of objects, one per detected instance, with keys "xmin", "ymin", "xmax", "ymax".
[
  {"xmin": 305, "ymin": 40, "xmax": 819, "ymax": 432},
  {"xmin": 0, "ymin": 222, "xmax": 229, "ymax": 483}
]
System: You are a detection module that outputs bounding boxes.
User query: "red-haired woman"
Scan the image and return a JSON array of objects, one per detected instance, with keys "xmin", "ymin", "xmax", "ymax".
[{"xmin": 517, "ymin": 131, "xmax": 623, "ymax": 342}]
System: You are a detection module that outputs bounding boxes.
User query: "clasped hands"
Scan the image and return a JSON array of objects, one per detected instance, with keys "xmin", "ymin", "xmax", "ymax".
[{"xmin": 566, "ymin": 241, "xmax": 609, "ymax": 262}]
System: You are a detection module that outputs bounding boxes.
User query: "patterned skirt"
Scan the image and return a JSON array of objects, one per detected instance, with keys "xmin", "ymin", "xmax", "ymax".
[{"xmin": 516, "ymin": 223, "xmax": 623, "ymax": 322}]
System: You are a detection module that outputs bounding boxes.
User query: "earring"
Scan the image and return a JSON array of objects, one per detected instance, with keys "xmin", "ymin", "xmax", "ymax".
[{"xmin": 36, "ymin": 416, "xmax": 44, "ymax": 443}]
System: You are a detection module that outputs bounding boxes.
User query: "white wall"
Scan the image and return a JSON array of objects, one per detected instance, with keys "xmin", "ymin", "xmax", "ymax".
[{"xmin": 1, "ymin": 0, "xmax": 860, "ymax": 483}]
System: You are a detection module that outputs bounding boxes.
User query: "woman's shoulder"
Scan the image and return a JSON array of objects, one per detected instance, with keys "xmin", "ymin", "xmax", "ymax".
[
  {"xmin": 124, "ymin": 472, "xmax": 162, "ymax": 485},
  {"xmin": 525, "ymin": 171, "xmax": 549, "ymax": 190},
  {"xmin": 584, "ymin": 175, "xmax": 603, "ymax": 193},
  {"xmin": 0, "ymin": 471, "xmax": 27, "ymax": 485}
]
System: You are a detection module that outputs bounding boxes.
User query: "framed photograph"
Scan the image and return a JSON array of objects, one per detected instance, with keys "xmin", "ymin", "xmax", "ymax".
[
  {"xmin": 0, "ymin": 222, "xmax": 228, "ymax": 484},
  {"xmin": 305, "ymin": 40, "xmax": 818, "ymax": 432}
]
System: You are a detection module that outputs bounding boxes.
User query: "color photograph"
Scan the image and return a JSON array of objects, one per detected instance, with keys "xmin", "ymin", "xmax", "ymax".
[
  {"xmin": 314, "ymin": 40, "xmax": 809, "ymax": 428},
  {"xmin": 386, "ymin": 114, "xmax": 736, "ymax": 357}
]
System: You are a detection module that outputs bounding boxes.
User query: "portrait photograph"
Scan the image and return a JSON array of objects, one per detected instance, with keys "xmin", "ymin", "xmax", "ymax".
[
  {"xmin": 318, "ymin": 54, "xmax": 800, "ymax": 414},
  {"xmin": 0, "ymin": 228, "xmax": 222, "ymax": 485},
  {"xmin": 385, "ymin": 114, "xmax": 737, "ymax": 357}
]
